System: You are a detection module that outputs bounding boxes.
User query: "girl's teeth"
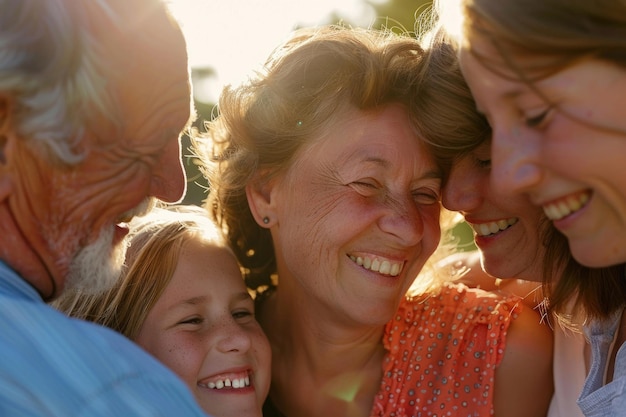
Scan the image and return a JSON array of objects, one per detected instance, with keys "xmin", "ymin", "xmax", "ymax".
[{"xmin": 205, "ymin": 376, "xmax": 250, "ymax": 390}]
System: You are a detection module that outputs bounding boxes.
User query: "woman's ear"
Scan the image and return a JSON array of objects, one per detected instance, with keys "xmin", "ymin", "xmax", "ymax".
[{"xmin": 246, "ymin": 171, "xmax": 279, "ymax": 227}]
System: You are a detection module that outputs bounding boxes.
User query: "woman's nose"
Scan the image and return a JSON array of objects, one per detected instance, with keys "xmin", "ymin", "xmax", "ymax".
[
  {"xmin": 490, "ymin": 126, "xmax": 543, "ymax": 198},
  {"xmin": 442, "ymin": 157, "xmax": 483, "ymax": 212}
]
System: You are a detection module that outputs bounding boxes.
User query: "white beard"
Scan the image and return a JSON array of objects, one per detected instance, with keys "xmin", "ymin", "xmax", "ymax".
[{"xmin": 64, "ymin": 226, "xmax": 128, "ymax": 295}]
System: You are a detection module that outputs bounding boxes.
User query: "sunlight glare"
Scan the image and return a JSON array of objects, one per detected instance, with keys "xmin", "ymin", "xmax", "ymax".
[
  {"xmin": 167, "ymin": 0, "xmax": 377, "ymax": 102},
  {"xmin": 432, "ymin": 0, "xmax": 465, "ymax": 42}
]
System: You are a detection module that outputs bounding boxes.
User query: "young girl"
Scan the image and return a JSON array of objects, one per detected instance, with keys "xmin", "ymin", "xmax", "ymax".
[{"xmin": 55, "ymin": 205, "xmax": 271, "ymax": 417}]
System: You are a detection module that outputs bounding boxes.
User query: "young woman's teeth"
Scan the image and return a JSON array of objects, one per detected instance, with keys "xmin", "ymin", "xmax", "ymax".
[
  {"xmin": 543, "ymin": 192, "xmax": 590, "ymax": 221},
  {"xmin": 349, "ymin": 255, "xmax": 403, "ymax": 276},
  {"xmin": 472, "ymin": 218, "xmax": 518, "ymax": 237}
]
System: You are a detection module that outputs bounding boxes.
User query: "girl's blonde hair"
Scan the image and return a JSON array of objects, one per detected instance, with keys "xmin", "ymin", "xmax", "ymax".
[{"xmin": 54, "ymin": 204, "xmax": 233, "ymax": 340}]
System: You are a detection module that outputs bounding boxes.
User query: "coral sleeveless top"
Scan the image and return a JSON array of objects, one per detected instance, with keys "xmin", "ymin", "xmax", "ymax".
[{"xmin": 370, "ymin": 283, "xmax": 521, "ymax": 417}]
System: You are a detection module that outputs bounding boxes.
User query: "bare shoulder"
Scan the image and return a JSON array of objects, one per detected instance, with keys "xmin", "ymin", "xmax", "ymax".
[
  {"xmin": 437, "ymin": 251, "xmax": 499, "ymax": 289},
  {"xmin": 506, "ymin": 303, "xmax": 553, "ymax": 353},
  {"xmin": 494, "ymin": 304, "xmax": 554, "ymax": 417}
]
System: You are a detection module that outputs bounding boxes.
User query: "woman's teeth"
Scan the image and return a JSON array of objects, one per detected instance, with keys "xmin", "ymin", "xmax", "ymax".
[
  {"xmin": 349, "ymin": 255, "xmax": 403, "ymax": 276},
  {"xmin": 543, "ymin": 192, "xmax": 590, "ymax": 221},
  {"xmin": 471, "ymin": 218, "xmax": 518, "ymax": 237}
]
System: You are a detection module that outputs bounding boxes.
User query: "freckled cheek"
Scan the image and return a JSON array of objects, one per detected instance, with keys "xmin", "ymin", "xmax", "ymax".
[
  {"xmin": 152, "ymin": 342, "xmax": 182, "ymax": 363},
  {"xmin": 158, "ymin": 342, "xmax": 202, "ymax": 385},
  {"xmin": 150, "ymin": 340, "xmax": 185, "ymax": 367},
  {"xmin": 252, "ymin": 330, "xmax": 271, "ymax": 362},
  {"xmin": 248, "ymin": 334, "xmax": 272, "ymax": 398}
]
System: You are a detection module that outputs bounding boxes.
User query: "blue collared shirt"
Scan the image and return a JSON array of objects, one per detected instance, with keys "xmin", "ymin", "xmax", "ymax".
[
  {"xmin": 578, "ymin": 307, "xmax": 626, "ymax": 417},
  {"xmin": 0, "ymin": 261, "xmax": 209, "ymax": 416}
]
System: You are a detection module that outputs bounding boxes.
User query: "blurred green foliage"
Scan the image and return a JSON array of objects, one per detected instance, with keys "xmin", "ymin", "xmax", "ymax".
[{"xmin": 366, "ymin": 0, "xmax": 433, "ymax": 34}]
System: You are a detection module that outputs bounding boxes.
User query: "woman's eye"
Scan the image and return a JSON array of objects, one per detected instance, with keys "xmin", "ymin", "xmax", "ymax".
[
  {"xmin": 475, "ymin": 158, "xmax": 491, "ymax": 169},
  {"xmin": 232, "ymin": 310, "xmax": 253, "ymax": 321},
  {"xmin": 180, "ymin": 317, "xmax": 203, "ymax": 325},
  {"xmin": 468, "ymin": 141, "xmax": 492, "ymax": 169},
  {"xmin": 524, "ymin": 108, "xmax": 551, "ymax": 128},
  {"xmin": 412, "ymin": 188, "xmax": 441, "ymax": 205},
  {"xmin": 350, "ymin": 180, "xmax": 380, "ymax": 196},
  {"xmin": 352, "ymin": 180, "xmax": 378, "ymax": 189}
]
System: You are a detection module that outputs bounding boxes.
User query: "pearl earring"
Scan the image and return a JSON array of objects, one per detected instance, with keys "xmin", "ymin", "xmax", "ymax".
[{"xmin": 263, "ymin": 217, "xmax": 269, "ymax": 224}]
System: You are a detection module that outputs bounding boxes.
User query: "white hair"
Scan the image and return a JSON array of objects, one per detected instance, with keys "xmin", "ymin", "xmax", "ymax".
[{"xmin": 0, "ymin": 0, "xmax": 162, "ymax": 164}]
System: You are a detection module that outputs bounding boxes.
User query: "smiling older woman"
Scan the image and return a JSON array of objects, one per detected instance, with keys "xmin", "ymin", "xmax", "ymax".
[{"xmin": 195, "ymin": 24, "xmax": 553, "ymax": 417}]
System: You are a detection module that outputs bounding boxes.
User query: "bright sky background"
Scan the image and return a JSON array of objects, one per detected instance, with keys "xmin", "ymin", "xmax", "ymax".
[{"xmin": 167, "ymin": 0, "xmax": 383, "ymax": 102}]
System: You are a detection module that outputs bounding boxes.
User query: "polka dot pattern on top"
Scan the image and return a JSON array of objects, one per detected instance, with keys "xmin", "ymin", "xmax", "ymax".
[{"xmin": 370, "ymin": 283, "xmax": 521, "ymax": 417}]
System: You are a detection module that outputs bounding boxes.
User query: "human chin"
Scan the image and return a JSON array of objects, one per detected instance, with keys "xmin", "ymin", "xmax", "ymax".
[
  {"xmin": 64, "ymin": 225, "xmax": 128, "ymax": 295},
  {"xmin": 200, "ymin": 399, "xmax": 262, "ymax": 417},
  {"xmin": 569, "ymin": 233, "xmax": 626, "ymax": 268}
]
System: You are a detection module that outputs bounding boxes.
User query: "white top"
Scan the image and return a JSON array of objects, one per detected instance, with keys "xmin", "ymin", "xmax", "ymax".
[{"xmin": 548, "ymin": 324, "xmax": 587, "ymax": 417}]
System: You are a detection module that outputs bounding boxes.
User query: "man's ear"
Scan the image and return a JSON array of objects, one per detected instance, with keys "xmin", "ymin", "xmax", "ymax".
[{"xmin": 246, "ymin": 171, "xmax": 279, "ymax": 227}]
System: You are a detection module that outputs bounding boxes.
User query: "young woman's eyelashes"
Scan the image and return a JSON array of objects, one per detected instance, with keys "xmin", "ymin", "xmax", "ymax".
[
  {"xmin": 470, "ymin": 142, "xmax": 492, "ymax": 170},
  {"xmin": 474, "ymin": 157, "xmax": 491, "ymax": 169},
  {"xmin": 524, "ymin": 107, "xmax": 552, "ymax": 128}
]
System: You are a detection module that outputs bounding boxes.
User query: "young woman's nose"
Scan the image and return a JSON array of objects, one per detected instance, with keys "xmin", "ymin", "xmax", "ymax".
[
  {"xmin": 442, "ymin": 157, "xmax": 483, "ymax": 212},
  {"xmin": 490, "ymin": 125, "xmax": 543, "ymax": 198}
]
